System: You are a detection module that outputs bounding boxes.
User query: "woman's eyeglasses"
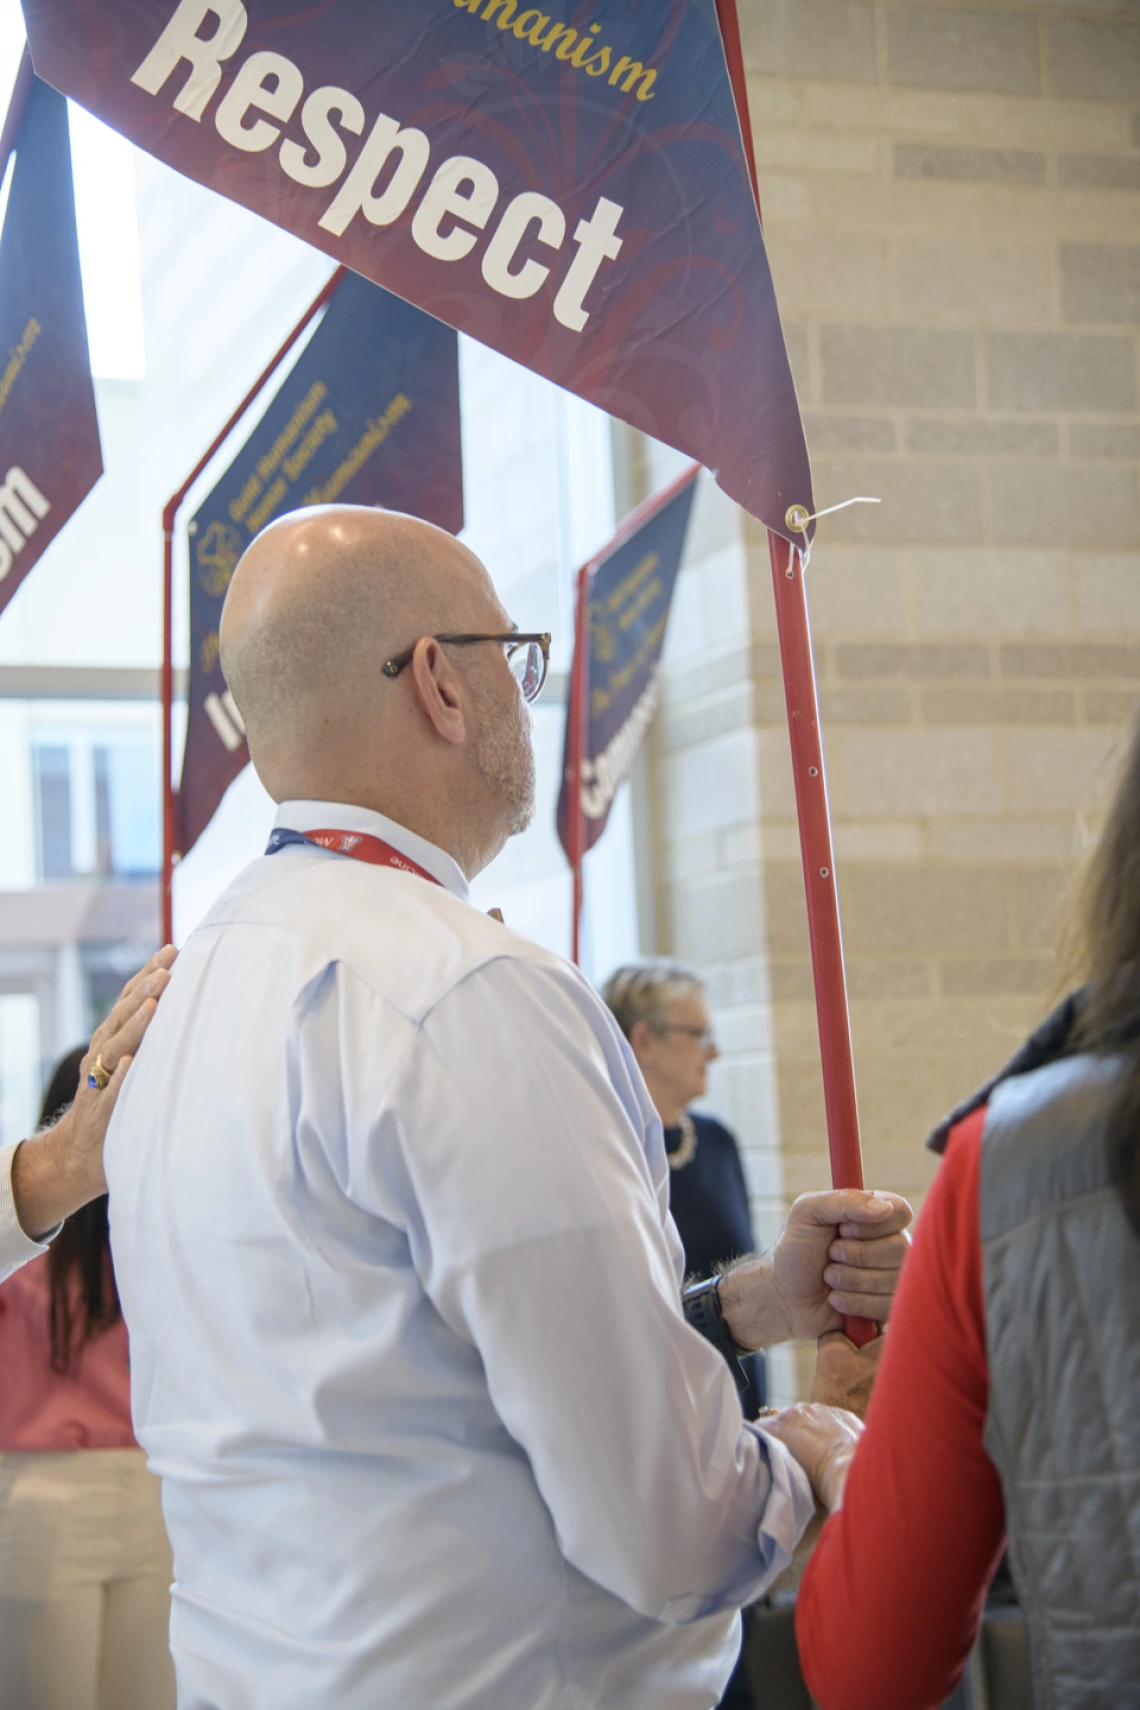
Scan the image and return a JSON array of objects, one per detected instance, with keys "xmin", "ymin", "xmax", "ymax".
[
  {"xmin": 657, "ymin": 1025, "xmax": 717, "ymax": 1050},
  {"xmin": 382, "ymin": 632, "xmax": 552, "ymax": 703}
]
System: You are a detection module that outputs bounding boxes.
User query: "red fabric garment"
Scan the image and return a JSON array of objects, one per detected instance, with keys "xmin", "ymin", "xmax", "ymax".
[
  {"xmin": 0, "ymin": 1252, "xmax": 135, "ymax": 1450},
  {"xmin": 796, "ymin": 1109, "xmax": 1006, "ymax": 1710}
]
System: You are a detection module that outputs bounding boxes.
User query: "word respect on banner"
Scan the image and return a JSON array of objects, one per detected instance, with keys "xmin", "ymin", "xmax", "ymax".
[
  {"xmin": 134, "ymin": 0, "xmax": 625, "ymax": 333},
  {"xmin": 24, "ymin": 0, "xmax": 815, "ymax": 538}
]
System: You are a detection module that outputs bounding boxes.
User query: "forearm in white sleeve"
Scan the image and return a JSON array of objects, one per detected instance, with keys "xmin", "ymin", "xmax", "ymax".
[
  {"xmin": 381, "ymin": 957, "xmax": 815, "ymax": 1621},
  {"xmin": 0, "ymin": 1141, "xmax": 55, "ymax": 1283}
]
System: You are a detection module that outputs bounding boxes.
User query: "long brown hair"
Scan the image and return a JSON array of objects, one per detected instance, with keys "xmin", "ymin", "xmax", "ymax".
[
  {"xmin": 1066, "ymin": 712, "xmax": 1140, "ymax": 1237},
  {"xmin": 40, "ymin": 1047, "xmax": 122, "ymax": 1374}
]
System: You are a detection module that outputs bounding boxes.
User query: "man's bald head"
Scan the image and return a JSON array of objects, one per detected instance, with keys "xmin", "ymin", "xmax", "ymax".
[
  {"xmin": 220, "ymin": 505, "xmax": 493, "ymax": 789},
  {"xmin": 218, "ymin": 505, "xmax": 535, "ymax": 875}
]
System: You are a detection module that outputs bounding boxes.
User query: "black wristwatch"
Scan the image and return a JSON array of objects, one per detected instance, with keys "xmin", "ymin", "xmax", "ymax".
[{"xmin": 682, "ymin": 1275, "xmax": 750, "ymax": 1397}]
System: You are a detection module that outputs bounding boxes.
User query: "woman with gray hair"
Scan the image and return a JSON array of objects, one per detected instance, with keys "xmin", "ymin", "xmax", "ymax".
[
  {"xmin": 603, "ymin": 960, "xmax": 767, "ymax": 1710},
  {"xmin": 601, "ymin": 960, "xmax": 764, "ymax": 1411}
]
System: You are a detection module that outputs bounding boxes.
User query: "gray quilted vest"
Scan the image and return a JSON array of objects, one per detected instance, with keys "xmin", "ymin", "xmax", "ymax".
[{"xmin": 980, "ymin": 1054, "xmax": 1140, "ymax": 1709}]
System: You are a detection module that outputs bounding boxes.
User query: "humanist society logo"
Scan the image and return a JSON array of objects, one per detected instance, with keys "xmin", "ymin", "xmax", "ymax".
[
  {"xmin": 0, "ymin": 466, "xmax": 50, "ymax": 582},
  {"xmin": 194, "ymin": 520, "xmax": 247, "ymax": 752},
  {"xmin": 196, "ymin": 519, "xmax": 244, "ymax": 596}
]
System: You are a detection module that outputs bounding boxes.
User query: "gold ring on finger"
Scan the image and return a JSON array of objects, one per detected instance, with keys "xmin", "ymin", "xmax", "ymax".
[{"xmin": 87, "ymin": 1052, "xmax": 112, "ymax": 1092}]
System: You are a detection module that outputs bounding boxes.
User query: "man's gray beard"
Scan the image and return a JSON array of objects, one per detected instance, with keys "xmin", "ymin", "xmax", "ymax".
[{"xmin": 472, "ymin": 680, "xmax": 537, "ymax": 837}]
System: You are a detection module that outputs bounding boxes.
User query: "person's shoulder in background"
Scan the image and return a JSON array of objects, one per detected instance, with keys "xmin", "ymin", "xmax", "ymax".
[
  {"xmin": 689, "ymin": 1113, "xmax": 751, "ymax": 1191},
  {"xmin": 690, "ymin": 1112, "xmax": 742, "ymax": 1152}
]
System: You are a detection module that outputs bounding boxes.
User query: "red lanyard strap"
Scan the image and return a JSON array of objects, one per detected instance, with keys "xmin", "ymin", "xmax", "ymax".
[{"xmin": 265, "ymin": 826, "xmax": 442, "ymax": 887}]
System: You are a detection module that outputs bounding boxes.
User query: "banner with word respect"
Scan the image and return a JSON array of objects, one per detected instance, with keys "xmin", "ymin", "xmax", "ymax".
[
  {"xmin": 24, "ymin": 0, "xmax": 814, "ymax": 544},
  {"xmin": 179, "ymin": 270, "xmax": 461, "ymax": 855},
  {"xmin": 0, "ymin": 75, "xmax": 101, "ymax": 619},
  {"xmin": 557, "ymin": 466, "xmax": 697, "ymax": 861}
]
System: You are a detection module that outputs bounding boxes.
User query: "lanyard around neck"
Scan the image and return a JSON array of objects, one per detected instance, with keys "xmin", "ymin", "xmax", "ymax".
[{"xmin": 265, "ymin": 826, "xmax": 443, "ymax": 888}]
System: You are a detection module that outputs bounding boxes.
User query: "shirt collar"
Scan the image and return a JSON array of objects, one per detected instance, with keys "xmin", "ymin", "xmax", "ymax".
[{"xmin": 274, "ymin": 801, "xmax": 470, "ymax": 904}]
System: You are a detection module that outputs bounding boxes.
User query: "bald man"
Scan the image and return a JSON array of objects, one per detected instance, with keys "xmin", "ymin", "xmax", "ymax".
[{"xmin": 105, "ymin": 507, "xmax": 910, "ymax": 1710}]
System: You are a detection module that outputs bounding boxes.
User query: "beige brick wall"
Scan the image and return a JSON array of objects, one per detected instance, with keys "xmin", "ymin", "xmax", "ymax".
[{"xmin": 650, "ymin": 0, "xmax": 1140, "ymax": 1398}]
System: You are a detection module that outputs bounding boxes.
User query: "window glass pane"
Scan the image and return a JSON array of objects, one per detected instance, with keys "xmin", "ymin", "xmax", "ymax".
[
  {"xmin": 107, "ymin": 741, "xmax": 160, "ymax": 878},
  {"xmin": 69, "ymin": 102, "xmax": 147, "ymax": 380},
  {"xmin": 0, "ymin": 994, "xmax": 41, "ymax": 1149},
  {"xmin": 34, "ymin": 745, "xmax": 74, "ymax": 880},
  {"xmin": 93, "ymin": 745, "xmax": 114, "ymax": 876}
]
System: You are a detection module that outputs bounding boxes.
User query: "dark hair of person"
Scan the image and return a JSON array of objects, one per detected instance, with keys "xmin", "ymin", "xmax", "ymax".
[
  {"xmin": 1065, "ymin": 711, "xmax": 1140, "ymax": 1238},
  {"xmin": 40, "ymin": 1046, "xmax": 121, "ymax": 1374}
]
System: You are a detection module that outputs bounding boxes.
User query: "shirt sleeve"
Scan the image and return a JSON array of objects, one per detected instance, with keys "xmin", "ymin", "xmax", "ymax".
[
  {"xmin": 796, "ymin": 1109, "xmax": 1006, "ymax": 1710},
  {"xmin": 0, "ymin": 1142, "xmax": 56, "ymax": 1285},
  {"xmin": 370, "ymin": 955, "xmax": 815, "ymax": 1624}
]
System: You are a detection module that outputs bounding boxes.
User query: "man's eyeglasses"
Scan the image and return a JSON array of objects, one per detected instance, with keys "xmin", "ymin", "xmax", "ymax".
[{"xmin": 382, "ymin": 632, "xmax": 552, "ymax": 703}]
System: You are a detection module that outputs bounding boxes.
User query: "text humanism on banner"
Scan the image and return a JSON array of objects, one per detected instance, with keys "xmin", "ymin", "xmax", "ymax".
[
  {"xmin": 23, "ymin": 0, "xmax": 814, "ymax": 544},
  {"xmin": 557, "ymin": 468, "xmax": 698, "ymax": 861},
  {"xmin": 0, "ymin": 76, "xmax": 101, "ymax": 618},
  {"xmin": 179, "ymin": 271, "xmax": 461, "ymax": 855}
]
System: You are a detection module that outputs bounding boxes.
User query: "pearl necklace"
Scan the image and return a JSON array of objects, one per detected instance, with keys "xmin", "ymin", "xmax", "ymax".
[{"xmin": 668, "ymin": 1111, "xmax": 698, "ymax": 1171}]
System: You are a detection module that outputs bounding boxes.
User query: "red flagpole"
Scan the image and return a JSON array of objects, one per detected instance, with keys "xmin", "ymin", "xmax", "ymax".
[
  {"xmin": 769, "ymin": 534, "xmax": 864, "ymax": 1196},
  {"xmin": 714, "ymin": 0, "xmax": 872, "ymax": 1342},
  {"xmin": 161, "ymin": 266, "xmax": 346, "ymax": 944}
]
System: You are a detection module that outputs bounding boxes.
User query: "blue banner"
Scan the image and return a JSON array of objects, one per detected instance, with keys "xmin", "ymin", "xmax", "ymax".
[
  {"xmin": 25, "ymin": 0, "xmax": 814, "ymax": 544},
  {"xmin": 179, "ymin": 270, "xmax": 462, "ymax": 853},
  {"xmin": 557, "ymin": 468, "xmax": 697, "ymax": 860},
  {"xmin": 0, "ymin": 74, "xmax": 101, "ymax": 619}
]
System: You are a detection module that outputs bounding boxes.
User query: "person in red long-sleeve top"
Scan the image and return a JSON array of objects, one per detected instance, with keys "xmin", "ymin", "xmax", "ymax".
[
  {"xmin": 795, "ymin": 1106, "xmax": 1004, "ymax": 1709},
  {"xmin": 791, "ymin": 710, "xmax": 1140, "ymax": 1710}
]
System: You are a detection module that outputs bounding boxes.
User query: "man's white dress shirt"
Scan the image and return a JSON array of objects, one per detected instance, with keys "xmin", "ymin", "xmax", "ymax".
[
  {"xmin": 106, "ymin": 801, "xmax": 813, "ymax": 1710},
  {"xmin": 0, "ymin": 1142, "xmax": 54, "ymax": 1283}
]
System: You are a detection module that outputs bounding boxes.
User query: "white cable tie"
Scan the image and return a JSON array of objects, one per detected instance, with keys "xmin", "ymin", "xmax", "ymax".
[
  {"xmin": 785, "ymin": 495, "xmax": 881, "ymax": 534},
  {"xmin": 810, "ymin": 494, "xmax": 881, "ymax": 522}
]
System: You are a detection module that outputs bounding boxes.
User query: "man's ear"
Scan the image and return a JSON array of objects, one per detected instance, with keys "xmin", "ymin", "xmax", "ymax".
[{"xmin": 410, "ymin": 637, "xmax": 466, "ymax": 746}]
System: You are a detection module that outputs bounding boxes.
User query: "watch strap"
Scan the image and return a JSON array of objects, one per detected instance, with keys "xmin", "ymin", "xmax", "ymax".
[{"xmin": 682, "ymin": 1275, "xmax": 749, "ymax": 1398}]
